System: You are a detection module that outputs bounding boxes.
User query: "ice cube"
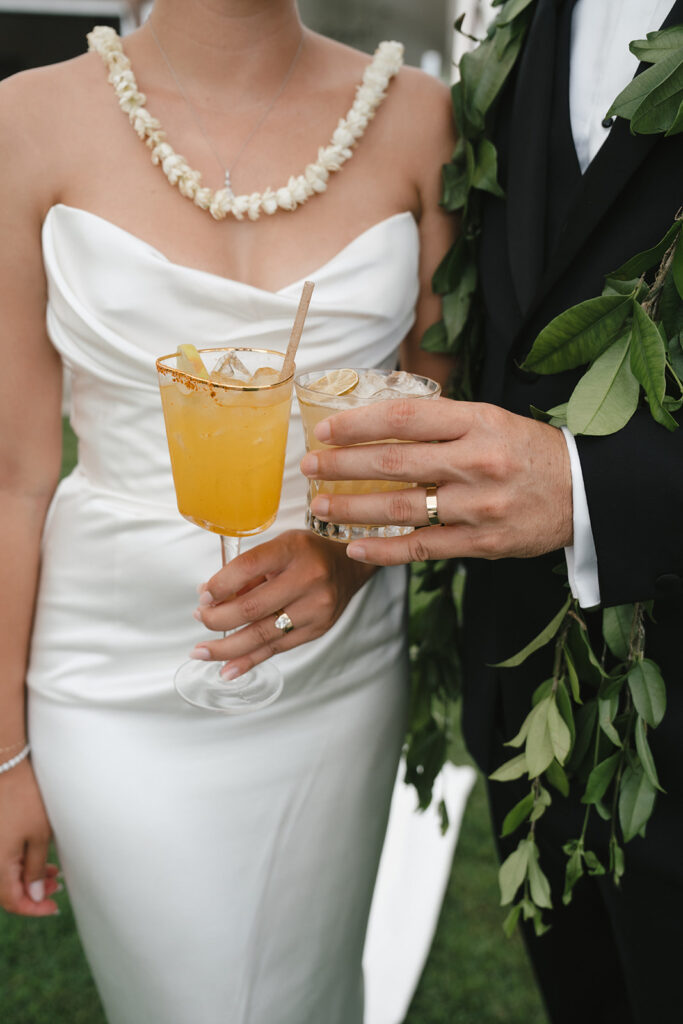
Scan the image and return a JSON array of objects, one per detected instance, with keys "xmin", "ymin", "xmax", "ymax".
[
  {"xmin": 212, "ymin": 350, "xmax": 251, "ymax": 383},
  {"xmin": 249, "ymin": 366, "xmax": 281, "ymax": 386}
]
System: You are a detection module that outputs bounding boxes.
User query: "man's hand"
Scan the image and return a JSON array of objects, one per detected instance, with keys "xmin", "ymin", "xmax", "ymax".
[{"xmin": 300, "ymin": 397, "xmax": 573, "ymax": 565}]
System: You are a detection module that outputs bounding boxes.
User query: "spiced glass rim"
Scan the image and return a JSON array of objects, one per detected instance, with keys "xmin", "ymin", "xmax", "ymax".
[{"xmin": 156, "ymin": 346, "xmax": 294, "ymax": 391}]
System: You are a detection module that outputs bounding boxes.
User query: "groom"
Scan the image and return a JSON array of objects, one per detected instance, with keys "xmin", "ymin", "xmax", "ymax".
[{"xmin": 301, "ymin": 1, "xmax": 683, "ymax": 1021}]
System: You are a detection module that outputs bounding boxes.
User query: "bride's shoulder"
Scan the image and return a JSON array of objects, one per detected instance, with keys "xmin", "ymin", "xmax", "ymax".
[
  {"xmin": 309, "ymin": 32, "xmax": 453, "ymax": 140},
  {"xmin": 0, "ymin": 53, "xmax": 103, "ymax": 208},
  {"xmin": 0, "ymin": 51, "xmax": 103, "ymax": 136}
]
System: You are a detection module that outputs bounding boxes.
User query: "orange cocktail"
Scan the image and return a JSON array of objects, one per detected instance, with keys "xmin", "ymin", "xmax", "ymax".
[{"xmin": 157, "ymin": 348, "xmax": 293, "ymax": 537}]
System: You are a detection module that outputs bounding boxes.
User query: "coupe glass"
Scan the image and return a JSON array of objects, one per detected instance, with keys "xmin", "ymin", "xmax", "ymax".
[{"xmin": 157, "ymin": 347, "xmax": 294, "ymax": 713}]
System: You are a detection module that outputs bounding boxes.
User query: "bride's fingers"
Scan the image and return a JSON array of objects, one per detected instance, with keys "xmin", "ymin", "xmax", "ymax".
[
  {"xmin": 190, "ymin": 599, "xmax": 312, "ymax": 668},
  {"xmin": 195, "ymin": 572, "xmax": 306, "ymax": 633},
  {"xmin": 201, "ymin": 536, "xmax": 294, "ymax": 604}
]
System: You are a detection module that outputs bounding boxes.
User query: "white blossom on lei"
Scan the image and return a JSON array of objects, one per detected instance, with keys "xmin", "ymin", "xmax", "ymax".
[{"xmin": 87, "ymin": 27, "xmax": 404, "ymax": 221}]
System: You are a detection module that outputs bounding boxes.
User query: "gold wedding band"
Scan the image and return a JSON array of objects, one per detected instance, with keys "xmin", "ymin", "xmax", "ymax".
[
  {"xmin": 425, "ymin": 485, "xmax": 442, "ymax": 527},
  {"xmin": 274, "ymin": 610, "xmax": 294, "ymax": 634}
]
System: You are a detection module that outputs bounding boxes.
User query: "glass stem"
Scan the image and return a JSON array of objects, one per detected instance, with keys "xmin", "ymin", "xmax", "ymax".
[{"xmin": 219, "ymin": 535, "xmax": 241, "ymax": 646}]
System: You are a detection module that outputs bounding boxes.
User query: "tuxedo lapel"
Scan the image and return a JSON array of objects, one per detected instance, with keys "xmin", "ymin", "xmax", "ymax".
[
  {"xmin": 523, "ymin": 0, "xmax": 683, "ymax": 326},
  {"xmin": 505, "ymin": 0, "xmax": 559, "ymax": 314}
]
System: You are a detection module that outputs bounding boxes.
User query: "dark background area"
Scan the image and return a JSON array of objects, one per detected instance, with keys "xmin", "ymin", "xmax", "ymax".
[{"xmin": 0, "ymin": 11, "xmax": 120, "ymax": 79}]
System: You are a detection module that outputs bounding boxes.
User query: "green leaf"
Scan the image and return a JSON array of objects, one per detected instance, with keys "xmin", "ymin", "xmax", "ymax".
[
  {"xmin": 432, "ymin": 235, "xmax": 467, "ymax": 295},
  {"xmin": 582, "ymin": 752, "xmax": 621, "ymax": 805},
  {"xmin": 493, "ymin": 595, "xmax": 571, "ymax": 667},
  {"xmin": 501, "ymin": 791, "xmax": 535, "ymax": 837},
  {"xmin": 619, "ymin": 763, "xmax": 657, "ymax": 842},
  {"xmin": 563, "ymin": 843, "xmax": 584, "ymax": 905},
  {"xmin": 545, "ymin": 758, "xmax": 570, "ymax": 797},
  {"xmin": 441, "ymin": 159, "xmax": 469, "ymax": 212},
  {"xmin": 566, "ymin": 330, "xmax": 639, "ymax": 436},
  {"xmin": 521, "ymin": 296, "xmax": 632, "ymax": 374},
  {"xmin": 630, "ymin": 54, "xmax": 683, "ymax": 135},
  {"xmin": 420, "ymin": 319, "xmax": 448, "ymax": 353},
  {"xmin": 665, "ymin": 96, "xmax": 683, "ymax": 135},
  {"xmin": 635, "ymin": 716, "xmax": 664, "ymax": 792},
  {"xmin": 527, "ymin": 842, "xmax": 553, "ymax": 909},
  {"xmin": 583, "ymin": 849, "xmax": 606, "ymax": 876},
  {"xmin": 562, "ymin": 644, "xmax": 581, "ymax": 703},
  {"xmin": 610, "ymin": 221, "xmax": 681, "ymax": 281},
  {"xmin": 602, "ymin": 276, "xmax": 649, "ymax": 300},
  {"xmin": 566, "ymin": 700, "xmax": 599, "ymax": 773},
  {"xmin": 471, "ymin": 139, "xmax": 505, "ymax": 197},
  {"xmin": 630, "ymin": 27, "xmax": 683, "ymax": 64},
  {"xmin": 547, "ymin": 697, "xmax": 572, "ymax": 764},
  {"xmin": 627, "ymin": 658, "xmax": 667, "ymax": 727},
  {"xmin": 659, "ymin": 271, "xmax": 683, "ymax": 340},
  {"xmin": 598, "ymin": 695, "xmax": 623, "ymax": 748},
  {"xmin": 459, "ymin": 18, "xmax": 528, "ymax": 135},
  {"xmin": 668, "ymin": 333, "xmax": 683, "ymax": 382},
  {"xmin": 630, "ymin": 302, "xmax": 678, "ymax": 430},
  {"xmin": 609, "ymin": 835, "xmax": 625, "ymax": 884},
  {"xmin": 555, "ymin": 679, "xmax": 576, "ymax": 751},
  {"xmin": 489, "ymin": 752, "xmax": 528, "ymax": 782},
  {"xmin": 526, "ymin": 697, "xmax": 556, "ymax": 778},
  {"xmin": 443, "ymin": 263, "xmax": 478, "ymax": 344},
  {"xmin": 602, "ymin": 604, "xmax": 636, "ymax": 661},
  {"xmin": 504, "ymin": 707, "xmax": 535, "ymax": 749},
  {"xmin": 495, "ymin": 0, "xmax": 535, "ymax": 26},
  {"xmin": 502, "ymin": 902, "xmax": 522, "ymax": 938},
  {"xmin": 499, "ymin": 839, "xmax": 532, "ymax": 905},
  {"xmin": 607, "ymin": 49, "xmax": 683, "ymax": 127},
  {"xmin": 673, "ymin": 235, "xmax": 683, "ymax": 300},
  {"xmin": 529, "ymin": 784, "xmax": 552, "ymax": 823}
]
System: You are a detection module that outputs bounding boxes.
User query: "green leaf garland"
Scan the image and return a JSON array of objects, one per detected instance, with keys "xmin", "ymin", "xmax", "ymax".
[{"xmin": 408, "ymin": 7, "xmax": 683, "ymax": 936}]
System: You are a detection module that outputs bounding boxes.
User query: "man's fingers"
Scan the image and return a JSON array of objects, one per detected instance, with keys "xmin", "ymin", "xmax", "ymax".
[
  {"xmin": 314, "ymin": 397, "xmax": 472, "ymax": 446},
  {"xmin": 302, "ymin": 439, "xmax": 456, "ymax": 484},
  {"xmin": 345, "ymin": 526, "xmax": 471, "ymax": 566}
]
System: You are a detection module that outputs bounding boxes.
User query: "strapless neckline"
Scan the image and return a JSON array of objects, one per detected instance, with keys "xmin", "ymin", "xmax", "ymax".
[{"xmin": 44, "ymin": 204, "xmax": 416, "ymax": 297}]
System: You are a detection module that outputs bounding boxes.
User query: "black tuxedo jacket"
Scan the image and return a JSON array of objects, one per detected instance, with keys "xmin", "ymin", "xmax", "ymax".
[{"xmin": 462, "ymin": 0, "xmax": 683, "ymax": 779}]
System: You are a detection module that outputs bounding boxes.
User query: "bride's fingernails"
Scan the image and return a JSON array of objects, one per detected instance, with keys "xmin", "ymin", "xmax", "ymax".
[
  {"xmin": 347, "ymin": 543, "xmax": 367, "ymax": 562},
  {"xmin": 192, "ymin": 609, "xmax": 203, "ymax": 622},
  {"xmin": 196, "ymin": 582, "xmax": 208, "ymax": 595},
  {"xmin": 198, "ymin": 590, "xmax": 214, "ymax": 607},
  {"xmin": 220, "ymin": 665, "xmax": 241, "ymax": 681},
  {"xmin": 190, "ymin": 646, "xmax": 211, "ymax": 661},
  {"xmin": 311, "ymin": 496, "xmax": 329, "ymax": 517},
  {"xmin": 28, "ymin": 880, "xmax": 45, "ymax": 903}
]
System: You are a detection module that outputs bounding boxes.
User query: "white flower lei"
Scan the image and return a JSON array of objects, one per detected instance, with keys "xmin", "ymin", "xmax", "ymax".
[{"xmin": 87, "ymin": 26, "xmax": 404, "ymax": 222}]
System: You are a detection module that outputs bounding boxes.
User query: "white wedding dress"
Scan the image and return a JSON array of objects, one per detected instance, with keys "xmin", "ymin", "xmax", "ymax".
[{"xmin": 26, "ymin": 203, "xmax": 434, "ymax": 1024}]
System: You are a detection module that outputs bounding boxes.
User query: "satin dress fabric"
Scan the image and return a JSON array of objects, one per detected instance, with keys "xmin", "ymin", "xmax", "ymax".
[{"xmin": 27, "ymin": 205, "xmax": 419, "ymax": 1024}]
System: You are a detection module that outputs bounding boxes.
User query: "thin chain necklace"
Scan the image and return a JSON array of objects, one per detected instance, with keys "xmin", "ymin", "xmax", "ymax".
[{"xmin": 147, "ymin": 21, "xmax": 305, "ymax": 198}]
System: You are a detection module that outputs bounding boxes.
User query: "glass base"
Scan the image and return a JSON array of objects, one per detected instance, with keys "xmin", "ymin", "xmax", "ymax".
[
  {"xmin": 306, "ymin": 507, "xmax": 414, "ymax": 542},
  {"xmin": 174, "ymin": 659, "xmax": 283, "ymax": 714}
]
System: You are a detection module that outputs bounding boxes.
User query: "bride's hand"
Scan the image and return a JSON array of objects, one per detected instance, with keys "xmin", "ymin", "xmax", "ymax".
[
  {"xmin": 0, "ymin": 760, "xmax": 60, "ymax": 916},
  {"xmin": 189, "ymin": 530, "xmax": 377, "ymax": 678}
]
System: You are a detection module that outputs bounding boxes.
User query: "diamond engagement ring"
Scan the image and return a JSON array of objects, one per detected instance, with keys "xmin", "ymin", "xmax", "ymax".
[
  {"xmin": 425, "ymin": 485, "xmax": 442, "ymax": 527},
  {"xmin": 274, "ymin": 611, "xmax": 294, "ymax": 634}
]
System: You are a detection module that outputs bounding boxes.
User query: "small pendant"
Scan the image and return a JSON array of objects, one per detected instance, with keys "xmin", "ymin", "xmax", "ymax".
[{"xmin": 224, "ymin": 169, "xmax": 234, "ymax": 198}]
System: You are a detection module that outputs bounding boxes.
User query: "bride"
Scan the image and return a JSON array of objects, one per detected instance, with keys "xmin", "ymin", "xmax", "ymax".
[{"xmin": 0, "ymin": 1, "xmax": 455, "ymax": 1021}]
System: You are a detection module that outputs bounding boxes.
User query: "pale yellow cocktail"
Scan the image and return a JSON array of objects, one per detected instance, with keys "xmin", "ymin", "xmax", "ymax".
[{"xmin": 295, "ymin": 368, "xmax": 440, "ymax": 542}]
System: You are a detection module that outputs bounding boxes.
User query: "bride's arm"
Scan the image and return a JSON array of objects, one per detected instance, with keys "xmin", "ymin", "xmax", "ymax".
[
  {"xmin": 0, "ymin": 70, "xmax": 64, "ymax": 917},
  {"xmin": 398, "ymin": 69, "xmax": 459, "ymax": 390}
]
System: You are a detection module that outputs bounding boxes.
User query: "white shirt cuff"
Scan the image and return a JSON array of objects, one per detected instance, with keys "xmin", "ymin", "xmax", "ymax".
[{"xmin": 560, "ymin": 427, "xmax": 601, "ymax": 609}]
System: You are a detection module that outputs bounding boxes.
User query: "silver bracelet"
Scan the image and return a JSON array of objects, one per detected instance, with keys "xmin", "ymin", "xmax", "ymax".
[{"xmin": 0, "ymin": 743, "xmax": 31, "ymax": 775}]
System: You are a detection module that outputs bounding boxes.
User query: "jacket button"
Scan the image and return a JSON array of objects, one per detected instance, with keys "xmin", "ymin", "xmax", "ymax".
[{"xmin": 655, "ymin": 573, "xmax": 682, "ymax": 597}]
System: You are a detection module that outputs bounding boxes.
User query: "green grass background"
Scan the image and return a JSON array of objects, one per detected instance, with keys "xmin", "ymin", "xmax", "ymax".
[{"xmin": 0, "ymin": 422, "xmax": 549, "ymax": 1024}]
